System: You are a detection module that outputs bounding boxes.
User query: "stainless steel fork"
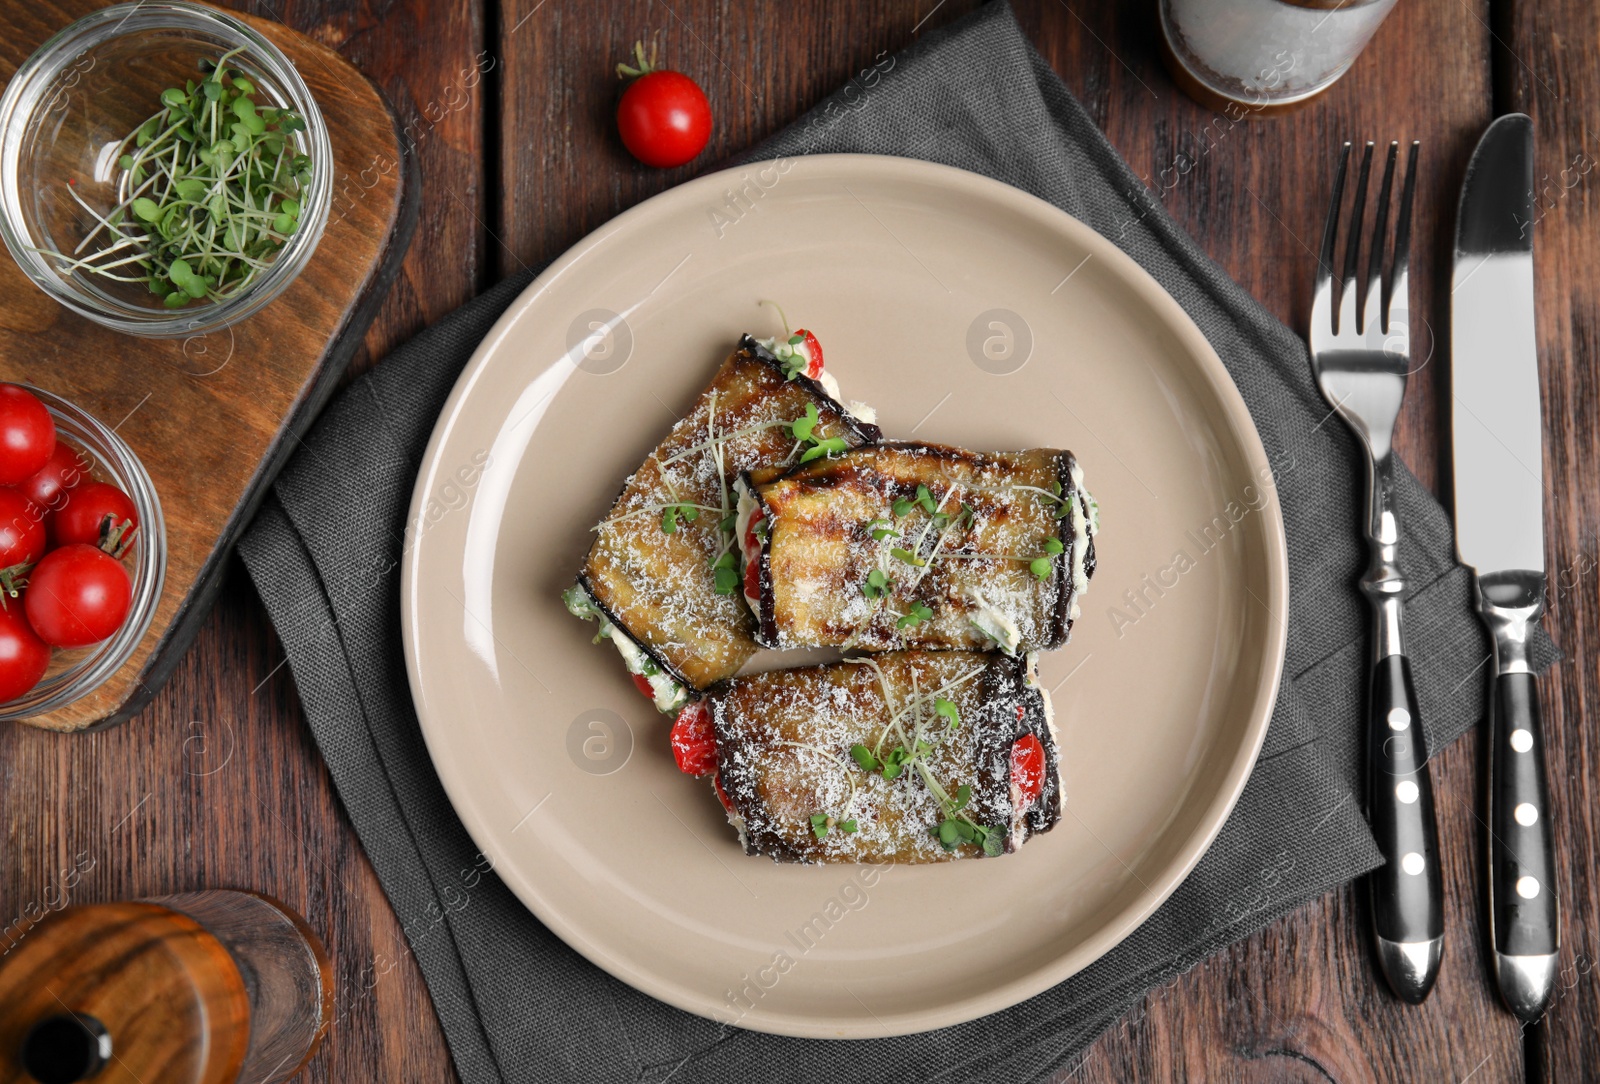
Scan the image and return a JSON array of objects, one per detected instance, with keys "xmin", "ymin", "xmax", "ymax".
[{"xmin": 1309, "ymin": 140, "xmax": 1442, "ymax": 1003}]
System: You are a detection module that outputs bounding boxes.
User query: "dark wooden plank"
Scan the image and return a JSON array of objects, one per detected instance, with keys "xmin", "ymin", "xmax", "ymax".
[
  {"xmin": 0, "ymin": 1, "xmax": 482, "ymax": 1082},
  {"xmin": 1010, "ymin": 0, "xmax": 1524, "ymax": 1079},
  {"xmin": 1498, "ymin": 0, "xmax": 1600, "ymax": 1079}
]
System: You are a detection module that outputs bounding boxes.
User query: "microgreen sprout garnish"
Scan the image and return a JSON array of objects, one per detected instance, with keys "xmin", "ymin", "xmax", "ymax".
[
  {"xmin": 866, "ymin": 518, "xmax": 899, "ymax": 542},
  {"xmin": 847, "ymin": 660, "xmax": 1002, "ymax": 855},
  {"xmin": 895, "ymin": 601, "xmax": 934, "ymax": 628},
  {"xmin": 712, "ymin": 551, "xmax": 739, "ymax": 595},
  {"xmin": 34, "ymin": 49, "xmax": 312, "ymax": 306},
  {"xmin": 809, "ymin": 812, "xmax": 859, "ymax": 839},
  {"xmin": 888, "ymin": 546, "xmax": 926, "ymax": 568},
  {"xmin": 1013, "ymin": 480, "xmax": 1078, "ymax": 520},
  {"xmin": 789, "ymin": 402, "xmax": 849, "ymax": 463},
  {"xmin": 861, "ymin": 568, "xmax": 892, "ymax": 599},
  {"xmin": 660, "ymin": 501, "xmax": 701, "ymax": 534}
]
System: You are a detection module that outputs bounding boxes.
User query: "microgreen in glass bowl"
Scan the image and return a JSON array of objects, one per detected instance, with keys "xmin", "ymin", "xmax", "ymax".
[{"xmin": 0, "ymin": 2, "xmax": 332, "ymax": 337}]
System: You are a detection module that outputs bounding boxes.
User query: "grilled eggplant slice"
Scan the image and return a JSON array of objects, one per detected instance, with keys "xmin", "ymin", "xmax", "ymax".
[
  {"xmin": 736, "ymin": 442, "xmax": 1097, "ymax": 655},
  {"xmin": 568, "ymin": 335, "xmax": 879, "ymax": 701},
  {"xmin": 703, "ymin": 651, "xmax": 1061, "ymax": 863}
]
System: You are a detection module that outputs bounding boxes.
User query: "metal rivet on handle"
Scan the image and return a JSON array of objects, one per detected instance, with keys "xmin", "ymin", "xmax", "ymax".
[
  {"xmin": 1515, "ymin": 876, "xmax": 1541, "ymax": 899},
  {"xmin": 1514, "ymin": 803, "xmax": 1539, "ymax": 826},
  {"xmin": 1395, "ymin": 780, "xmax": 1419, "ymax": 804},
  {"xmin": 1387, "ymin": 707, "xmax": 1411, "ymax": 731},
  {"xmin": 1509, "ymin": 728, "xmax": 1533, "ymax": 753},
  {"xmin": 1401, "ymin": 852, "xmax": 1425, "ymax": 875}
]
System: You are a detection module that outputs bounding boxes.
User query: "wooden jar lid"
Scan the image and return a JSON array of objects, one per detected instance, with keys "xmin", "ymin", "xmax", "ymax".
[{"xmin": 0, "ymin": 903, "xmax": 250, "ymax": 1084}]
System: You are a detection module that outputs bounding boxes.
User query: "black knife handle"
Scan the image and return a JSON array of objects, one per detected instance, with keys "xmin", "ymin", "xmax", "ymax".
[
  {"xmin": 1368, "ymin": 655, "xmax": 1444, "ymax": 948},
  {"xmin": 1490, "ymin": 671, "xmax": 1558, "ymax": 957}
]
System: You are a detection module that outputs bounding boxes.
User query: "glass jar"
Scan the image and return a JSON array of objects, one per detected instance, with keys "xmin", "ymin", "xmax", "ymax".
[
  {"xmin": 0, "ymin": 2, "xmax": 332, "ymax": 337},
  {"xmin": 1159, "ymin": 0, "xmax": 1400, "ymax": 114}
]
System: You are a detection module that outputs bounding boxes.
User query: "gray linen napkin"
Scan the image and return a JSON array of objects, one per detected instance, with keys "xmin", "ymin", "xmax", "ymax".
[{"xmin": 239, "ymin": 4, "xmax": 1555, "ymax": 1081}]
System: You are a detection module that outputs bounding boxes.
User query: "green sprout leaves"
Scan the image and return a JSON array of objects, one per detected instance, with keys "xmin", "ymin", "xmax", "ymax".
[
  {"xmin": 44, "ymin": 48, "xmax": 314, "ymax": 307},
  {"xmin": 861, "ymin": 567, "xmax": 892, "ymax": 599},
  {"xmin": 896, "ymin": 601, "xmax": 934, "ymax": 629}
]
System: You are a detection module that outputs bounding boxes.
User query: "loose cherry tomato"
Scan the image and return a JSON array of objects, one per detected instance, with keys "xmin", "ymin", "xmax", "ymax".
[
  {"xmin": 630, "ymin": 672, "xmax": 656, "ymax": 700},
  {"xmin": 0, "ymin": 602, "xmax": 49, "ymax": 703},
  {"xmin": 743, "ymin": 553, "xmax": 762, "ymax": 601},
  {"xmin": 794, "ymin": 330, "xmax": 824, "ymax": 379},
  {"xmin": 615, "ymin": 42, "xmax": 711, "ymax": 168},
  {"xmin": 0, "ymin": 385, "xmax": 55, "ymax": 485},
  {"xmin": 670, "ymin": 701, "xmax": 718, "ymax": 776},
  {"xmin": 19, "ymin": 443, "xmax": 90, "ymax": 513},
  {"xmin": 50, "ymin": 481, "xmax": 138, "ymax": 557},
  {"xmin": 1010, "ymin": 733, "xmax": 1046, "ymax": 811},
  {"xmin": 24, "ymin": 544, "xmax": 131, "ymax": 648},
  {"xmin": 0, "ymin": 488, "xmax": 45, "ymax": 574}
]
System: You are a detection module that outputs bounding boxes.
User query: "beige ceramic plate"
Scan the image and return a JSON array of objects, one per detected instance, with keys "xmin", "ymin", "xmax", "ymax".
[{"xmin": 402, "ymin": 154, "xmax": 1287, "ymax": 1038}]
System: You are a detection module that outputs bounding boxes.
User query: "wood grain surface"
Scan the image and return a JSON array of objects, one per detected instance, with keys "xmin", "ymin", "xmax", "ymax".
[{"xmin": 1, "ymin": 0, "xmax": 1592, "ymax": 1081}]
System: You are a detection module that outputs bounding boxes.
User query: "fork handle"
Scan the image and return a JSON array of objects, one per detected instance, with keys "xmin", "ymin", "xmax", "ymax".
[{"xmin": 1366, "ymin": 651, "xmax": 1443, "ymax": 1001}]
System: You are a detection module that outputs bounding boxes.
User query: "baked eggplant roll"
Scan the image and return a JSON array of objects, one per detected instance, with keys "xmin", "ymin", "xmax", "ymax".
[
  {"xmin": 565, "ymin": 335, "xmax": 880, "ymax": 710},
  {"xmin": 669, "ymin": 651, "xmax": 1061, "ymax": 863},
  {"xmin": 734, "ymin": 443, "xmax": 1097, "ymax": 656}
]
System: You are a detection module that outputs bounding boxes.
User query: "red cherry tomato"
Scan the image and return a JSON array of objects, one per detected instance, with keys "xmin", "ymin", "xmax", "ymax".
[
  {"xmin": 617, "ymin": 69, "xmax": 711, "ymax": 168},
  {"xmin": 670, "ymin": 701, "xmax": 718, "ymax": 776},
  {"xmin": 0, "ymin": 385, "xmax": 55, "ymax": 486},
  {"xmin": 1010, "ymin": 733, "xmax": 1046, "ymax": 811},
  {"xmin": 19, "ymin": 443, "xmax": 90, "ymax": 513},
  {"xmin": 50, "ymin": 480, "xmax": 138, "ymax": 556},
  {"xmin": 795, "ymin": 330, "xmax": 824, "ymax": 378},
  {"xmin": 743, "ymin": 553, "xmax": 762, "ymax": 601},
  {"xmin": 24, "ymin": 544, "xmax": 131, "ymax": 648},
  {"xmin": 0, "ymin": 488, "xmax": 45, "ymax": 572},
  {"xmin": 742, "ymin": 513, "xmax": 764, "ymax": 555},
  {"xmin": 630, "ymin": 672, "xmax": 656, "ymax": 700},
  {"xmin": 0, "ymin": 602, "xmax": 49, "ymax": 702}
]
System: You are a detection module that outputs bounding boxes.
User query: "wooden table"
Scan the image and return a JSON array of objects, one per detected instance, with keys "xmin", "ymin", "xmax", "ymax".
[{"xmin": 2, "ymin": 0, "xmax": 1593, "ymax": 1080}]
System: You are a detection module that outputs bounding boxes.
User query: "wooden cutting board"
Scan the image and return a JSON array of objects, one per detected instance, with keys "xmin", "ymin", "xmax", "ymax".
[{"xmin": 0, "ymin": 2, "xmax": 416, "ymax": 731}]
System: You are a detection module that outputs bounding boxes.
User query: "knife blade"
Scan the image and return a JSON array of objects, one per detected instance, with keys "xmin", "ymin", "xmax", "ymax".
[{"xmin": 1451, "ymin": 112, "xmax": 1559, "ymax": 1022}]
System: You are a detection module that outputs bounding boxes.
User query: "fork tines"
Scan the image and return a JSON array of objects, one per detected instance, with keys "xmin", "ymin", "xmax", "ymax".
[{"xmin": 1315, "ymin": 140, "xmax": 1420, "ymax": 338}]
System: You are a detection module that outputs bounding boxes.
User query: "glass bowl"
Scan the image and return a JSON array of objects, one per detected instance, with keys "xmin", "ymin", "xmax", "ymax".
[
  {"xmin": 0, "ymin": 2, "xmax": 332, "ymax": 337},
  {"xmin": 0, "ymin": 386, "xmax": 165, "ymax": 722}
]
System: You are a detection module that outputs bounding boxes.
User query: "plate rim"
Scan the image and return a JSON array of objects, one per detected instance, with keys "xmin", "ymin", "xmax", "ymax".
[{"xmin": 401, "ymin": 152, "xmax": 1289, "ymax": 1038}]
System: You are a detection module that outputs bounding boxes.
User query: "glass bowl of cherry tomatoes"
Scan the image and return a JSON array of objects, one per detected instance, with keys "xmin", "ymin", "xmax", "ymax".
[{"xmin": 0, "ymin": 383, "xmax": 164, "ymax": 721}]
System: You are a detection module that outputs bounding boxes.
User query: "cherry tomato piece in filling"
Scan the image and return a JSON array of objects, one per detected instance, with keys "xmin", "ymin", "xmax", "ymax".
[
  {"xmin": 670, "ymin": 701, "xmax": 718, "ymax": 777},
  {"xmin": 743, "ymin": 554, "xmax": 762, "ymax": 601},
  {"xmin": 795, "ymin": 329, "xmax": 824, "ymax": 378},
  {"xmin": 1010, "ymin": 732, "xmax": 1046, "ymax": 811},
  {"xmin": 24, "ymin": 543, "xmax": 131, "ymax": 648}
]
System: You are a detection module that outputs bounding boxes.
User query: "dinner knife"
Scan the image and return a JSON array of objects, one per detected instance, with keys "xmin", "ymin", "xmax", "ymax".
[{"xmin": 1451, "ymin": 113, "xmax": 1559, "ymax": 1022}]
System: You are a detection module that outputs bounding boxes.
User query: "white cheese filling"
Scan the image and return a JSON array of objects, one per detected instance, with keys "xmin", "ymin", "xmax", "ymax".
[
  {"xmin": 733, "ymin": 483, "xmax": 763, "ymax": 616},
  {"xmin": 966, "ymin": 590, "xmax": 1022, "ymax": 656},
  {"xmin": 1066, "ymin": 460, "xmax": 1098, "ymax": 622},
  {"xmin": 563, "ymin": 585, "xmax": 688, "ymax": 713}
]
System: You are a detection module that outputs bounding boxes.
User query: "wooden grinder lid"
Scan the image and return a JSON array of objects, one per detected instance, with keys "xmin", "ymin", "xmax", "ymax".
[{"xmin": 0, "ymin": 903, "xmax": 250, "ymax": 1084}]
